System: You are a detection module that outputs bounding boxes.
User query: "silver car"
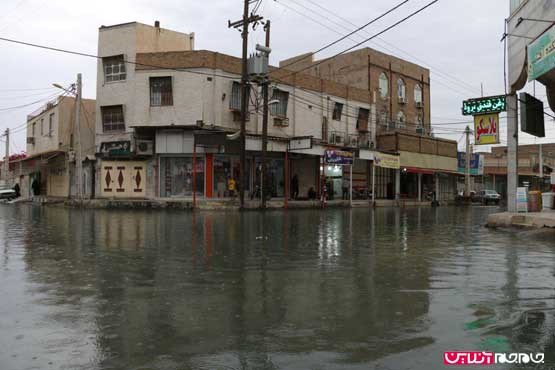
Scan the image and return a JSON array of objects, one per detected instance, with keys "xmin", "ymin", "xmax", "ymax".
[{"xmin": 0, "ymin": 185, "xmax": 16, "ymax": 200}]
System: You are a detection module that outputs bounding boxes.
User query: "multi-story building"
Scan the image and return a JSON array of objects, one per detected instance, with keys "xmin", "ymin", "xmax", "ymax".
[
  {"xmin": 14, "ymin": 95, "xmax": 96, "ymax": 198},
  {"xmin": 94, "ymin": 21, "xmax": 455, "ymax": 204},
  {"xmin": 279, "ymin": 48, "xmax": 457, "ymax": 202}
]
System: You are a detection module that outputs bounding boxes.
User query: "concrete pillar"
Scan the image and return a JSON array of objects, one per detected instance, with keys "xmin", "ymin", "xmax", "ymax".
[
  {"xmin": 435, "ymin": 173, "xmax": 440, "ymax": 202},
  {"xmin": 507, "ymin": 94, "xmax": 518, "ymax": 212},
  {"xmin": 395, "ymin": 169, "xmax": 401, "ymax": 201},
  {"xmin": 417, "ymin": 173, "xmax": 422, "ymax": 202}
]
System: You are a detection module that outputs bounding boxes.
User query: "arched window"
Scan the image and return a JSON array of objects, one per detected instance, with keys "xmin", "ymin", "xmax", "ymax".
[
  {"xmin": 414, "ymin": 84, "xmax": 423, "ymax": 105},
  {"xmin": 379, "ymin": 73, "xmax": 389, "ymax": 99},
  {"xmin": 397, "ymin": 111, "xmax": 406, "ymax": 128},
  {"xmin": 397, "ymin": 78, "xmax": 406, "ymax": 102}
]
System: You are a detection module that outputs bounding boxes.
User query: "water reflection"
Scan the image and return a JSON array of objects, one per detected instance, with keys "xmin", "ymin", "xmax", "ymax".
[{"xmin": 0, "ymin": 205, "xmax": 554, "ymax": 369}]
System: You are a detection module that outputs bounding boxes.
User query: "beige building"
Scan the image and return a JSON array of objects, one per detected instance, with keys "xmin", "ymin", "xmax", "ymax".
[{"xmin": 11, "ymin": 95, "xmax": 96, "ymax": 198}]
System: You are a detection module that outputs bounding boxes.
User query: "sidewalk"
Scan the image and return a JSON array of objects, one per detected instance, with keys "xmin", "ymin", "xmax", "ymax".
[{"xmin": 487, "ymin": 210, "xmax": 555, "ymax": 229}]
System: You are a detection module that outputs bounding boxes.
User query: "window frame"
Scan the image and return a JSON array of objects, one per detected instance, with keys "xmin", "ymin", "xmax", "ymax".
[
  {"xmin": 332, "ymin": 102, "xmax": 344, "ymax": 121},
  {"xmin": 414, "ymin": 84, "xmax": 423, "ymax": 105},
  {"xmin": 150, "ymin": 76, "xmax": 174, "ymax": 107},
  {"xmin": 356, "ymin": 107, "xmax": 370, "ymax": 132},
  {"xmin": 103, "ymin": 55, "xmax": 127, "ymax": 83},
  {"xmin": 397, "ymin": 78, "xmax": 406, "ymax": 101},
  {"xmin": 379, "ymin": 72, "xmax": 389, "ymax": 99},
  {"xmin": 396, "ymin": 111, "xmax": 406, "ymax": 129},
  {"xmin": 101, "ymin": 105, "xmax": 126, "ymax": 133},
  {"xmin": 48, "ymin": 113, "xmax": 54, "ymax": 137},
  {"xmin": 32, "ymin": 122, "xmax": 36, "ymax": 137},
  {"xmin": 40, "ymin": 118, "xmax": 44, "ymax": 136},
  {"xmin": 270, "ymin": 88, "xmax": 289, "ymax": 117}
]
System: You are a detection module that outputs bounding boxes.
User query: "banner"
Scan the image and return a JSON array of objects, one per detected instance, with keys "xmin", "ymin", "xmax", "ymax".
[
  {"xmin": 528, "ymin": 25, "xmax": 555, "ymax": 81},
  {"xmin": 457, "ymin": 152, "xmax": 484, "ymax": 175},
  {"xmin": 474, "ymin": 113, "xmax": 500, "ymax": 145},
  {"xmin": 374, "ymin": 152, "xmax": 400, "ymax": 169},
  {"xmin": 324, "ymin": 150, "xmax": 354, "ymax": 165}
]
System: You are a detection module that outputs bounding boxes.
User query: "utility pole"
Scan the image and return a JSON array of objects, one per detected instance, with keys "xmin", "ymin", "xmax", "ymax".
[
  {"xmin": 507, "ymin": 94, "xmax": 518, "ymax": 212},
  {"xmin": 261, "ymin": 20, "xmax": 270, "ymax": 209},
  {"xmin": 539, "ymin": 143, "xmax": 543, "ymax": 183},
  {"xmin": 465, "ymin": 125, "xmax": 471, "ymax": 197},
  {"xmin": 3, "ymin": 128, "xmax": 9, "ymax": 182},
  {"xmin": 229, "ymin": 1, "xmax": 263, "ymax": 209},
  {"xmin": 74, "ymin": 73, "xmax": 83, "ymax": 199}
]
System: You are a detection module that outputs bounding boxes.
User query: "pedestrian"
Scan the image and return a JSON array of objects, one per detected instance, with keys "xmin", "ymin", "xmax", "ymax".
[
  {"xmin": 291, "ymin": 174, "xmax": 299, "ymax": 200},
  {"xmin": 13, "ymin": 183, "xmax": 20, "ymax": 198},
  {"xmin": 308, "ymin": 187, "xmax": 316, "ymax": 200},
  {"xmin": 228, "ymin": 176, "xmax": 236, "ymax": 199},
  {"xmin": 31, "ymin": 179, "xmax": 40, "ymax": 196},
  {"xmin": 342, "ymin": 177, "xmax": 349, "ymax": 200}
]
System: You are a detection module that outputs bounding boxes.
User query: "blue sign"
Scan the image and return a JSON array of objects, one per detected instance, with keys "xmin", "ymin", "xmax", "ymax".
[
  {"xmin": 457, "ymin": 152, "xmax": 483, "ymax": 175},
  {"xmin": 324, "ymin": 150, "xmax": 354, "ymax": 165}
]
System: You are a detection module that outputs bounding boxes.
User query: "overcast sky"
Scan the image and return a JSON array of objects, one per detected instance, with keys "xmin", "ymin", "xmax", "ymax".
[{"xmin": 0, "ymin": 0, "xmax": 552, "ymax": 156}]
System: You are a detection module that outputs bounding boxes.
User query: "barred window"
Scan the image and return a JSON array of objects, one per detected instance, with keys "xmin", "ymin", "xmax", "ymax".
[
  {"xmin": 103, "ymin": 55, "xmax": 126, "ymax": 83},
  {"xmin": 332, "ymin": 102, "xmax": 343, "ymax": 121},
  {"xmin": 101, "ymin": 105, "xmax": 125, "ymax": 132},
  {"xmin": 150, "ymin": 77, "xmax": 173, "ymax": 106},
  {"xmin": 357, "ymin": 107, "xmax": 369, "ymax": 132},
  {"xmin": 414, "ymin": 84, "xmax": 423, "ymax": 104},
  {"xmin": 270, "ymin": 88, "xmax": 289, "ymax": 117},
  {"xmin": 230, "ymin": 81, "xmax": 251, "ymax": 111}
]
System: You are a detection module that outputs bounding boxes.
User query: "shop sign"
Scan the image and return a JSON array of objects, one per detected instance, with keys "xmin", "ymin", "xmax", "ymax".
[
  {"xmin": 289, "ymin": 136, "xmax": 312, "ymax": 150},
  {"xmin": 528, "ymin": 25, "xmax": 555, "ymax": 81},
  {"xmin": 474, "ymin": 113, "xmax": 500, "ymax": 145},
  {"xmin": 457, "ymin": 152, "xmax": 484, "ymax": 175},
  {"xmin": 374, "ymin": 152, "xmax": 400, "ymax": 169},
  {"xmin": 462, "ymin": 95, "xmax": 506, "ymax": 116},
  {"xmin": 324, "ymin": 149, "xmax": 354, "ymax": 165},
  {"xmin": 516, "ymin": 187, "xmax": 528, "ymax": 213},
  {"xmin": 100, "ymin": 141, "xmax": 131, "ymax": 156},
  {"xmin": 551, "ymin": 173, "xmax": 555, "ymax": 185}
]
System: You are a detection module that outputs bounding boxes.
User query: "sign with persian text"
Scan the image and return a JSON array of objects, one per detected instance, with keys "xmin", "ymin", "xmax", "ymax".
[
  {"xmin": 474, "ymin": 113, "xmax": 500, "ymax": 145},
  {"xmin": 462, "ymin": 95, "xmax": 506, "ymax": 116},
  {"xmin": 374, "ymin": 152, "xmax": 400, "ymax": 169},
  {"xmin": 528, "ymin": 25, "xmax": 555, "ymax": 81},
  {"xmin": 324, "ymin": 150, "xmax": 354, "ymax": 166},
  {"xmin": 516, "ymin": 187, "xmax": 528, "ymax": 213}
]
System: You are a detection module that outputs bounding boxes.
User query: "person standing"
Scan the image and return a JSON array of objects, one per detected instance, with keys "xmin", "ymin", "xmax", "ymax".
[
  {"xmin": 228, "ymin": 176, "xmax": 236, "ymax": 199},
  {"xmin": 291, "ymin": 174, "xmax": 299, "ymax": 200},
  {"xmin": 342, "ymin": 177, "xmax": 349, "ymax": 200},
  {"xmin": 13, "ymin": 183, "xmax": 20, "ymax": 198}
]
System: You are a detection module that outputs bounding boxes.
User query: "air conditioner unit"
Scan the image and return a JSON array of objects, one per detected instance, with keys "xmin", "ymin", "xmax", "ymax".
[
  {"xmin": 358, "ymin": 137, "xmax": 371, "ymax": 149},
  {"xmin": 349, "ymin": 136, "xmax": 358, "ymax": 148},
  {"xmin": 136, "ymin": 140, "xmax": 154, "ymax": 156},
  {"xmin": 26, "ymin": 137, "xmax": 35, "ymax": 145},
  {"xmin": 416, "ymin": 101, "xmax": 424, "ymax": 109},
  {"xmin": 416, "ymin": 126, "xmax": 424, "ymax": 135},
  {"xmin": 330, "ymin": 133, "xmax": 344, "ymax": 146},
  {"xmin": 398, "ymin": 97, "xmax": 406, "ymax": 104},
  {"xmin": 232, "ymin": 111, "xmax": 250, "ymax": 122},
  {"xmin": 273, "ymin": 117, "xmax": 289, "ymax": 127},
  {"xmin": 68, "ymin": 151, "xmax": 76, "ymax": 162},
  {"xmin": 387, "ymin": 121, "xmax": 396, "ymax": 131}
]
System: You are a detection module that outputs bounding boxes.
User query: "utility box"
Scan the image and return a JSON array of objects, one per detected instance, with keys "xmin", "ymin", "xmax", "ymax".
[
  {"xmin": 542, "ymin": 193, "xmax": 554, "ymax": 210},
  {"xmin": 247, "ymin": 53, "xmax": 269, "ymax": 82}
]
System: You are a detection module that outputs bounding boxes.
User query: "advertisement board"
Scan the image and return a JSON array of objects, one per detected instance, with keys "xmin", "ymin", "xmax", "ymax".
[
  {"xmin": 516, "ymin": 187, "xmax": 528, "ymax": 213},
  {"xmin": 528, "ymin": 25, "xmax": 555, "ymax": 81},
  {"xmin": 324, "ymin": 150, "xmax": 354, "ymax": 166},
  {"xmin": 374, "ymin": 152, "xmax": 400, "ymax": 169},
  {"xmin": 474, "ymin": 113, "xmax": 500, "ymax": 145},
  {"xmin": 457, "ymin": 152, "xmax": 484, "ymax": 175},
  {"xmin": 462, "ymin": 95, "xmax": 506, "ymax": 116}
]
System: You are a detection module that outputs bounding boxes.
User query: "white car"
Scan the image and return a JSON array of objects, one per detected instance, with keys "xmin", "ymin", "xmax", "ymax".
[{"xmin": 0, "ymin": 185, "xmax": 16, "ymax": 200}]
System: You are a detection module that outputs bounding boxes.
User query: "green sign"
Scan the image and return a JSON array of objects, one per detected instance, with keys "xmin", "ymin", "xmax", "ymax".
[
  {"xmin": 462, "ymin": 95, "xmax": 506, "ymax": 116},
  {"xmin": 528, "ymin": 25, "xmax": 555, "ymax": 81}
]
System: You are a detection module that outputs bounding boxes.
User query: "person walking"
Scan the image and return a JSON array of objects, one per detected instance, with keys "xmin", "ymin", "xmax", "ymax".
[
  {"xmin": 228, "ymin": 176, "xmax": 236, "ymax": 199},
  {"xmin": 13, "ymin": 183, "xmax": 20, "ymax": 198},
  {"xmin": 291, "ymin": 174, "xmax": 299, "ymax": 200},
  {"xmin": 342, "ymin": 177, "xmax": 349, "ymax": 200}
]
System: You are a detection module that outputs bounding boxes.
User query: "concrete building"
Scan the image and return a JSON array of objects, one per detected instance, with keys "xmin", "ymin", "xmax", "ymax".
[
  {"xmin": 506, "ymin": 0, "xmax": 555, "ymax": 210},
  {"xmin": 279, "ymin": 48, "xmax": 457, "ymax": 203},
  {"xmin": 93, "ymin": 21, "xmax": 455, "ymax": 205},
  {"xmin": 11, "ymin": 95, "xmax": 96, "ymax": 198}
]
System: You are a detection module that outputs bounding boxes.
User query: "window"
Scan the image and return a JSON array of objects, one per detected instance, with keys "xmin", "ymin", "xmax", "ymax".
[
  {"xmin": 379, "ymin": 73, "xmax": 389, "ymax": 99},
  {"xmin": 332, "ymin": 102, "xmax": 344, "ymax": 121},
  {"xmin": 270, "ymin": 88, "xmax": 289, "ymax": 117},
  {"xmin": 230, "ymin": 81, "xmax": 251, "ymax": 111},
  {"xmin": 40, "ymin": 119, "xmax": 44, "ymax": 136},
  {"xmin": 101, "ymin": 105, "xmax": 125, "ymax": 132},
  {"xmin": 32, "ymin": 122, "xmax": 36, "ymax": 136},
  {"xmin": 48, "ymin": 113, "xmax": 54, "ymax": 136},
  {"xmin": 397, "ymin": 78, "xmax": 406, "ymax": 101},
  {"xmin": 357, "ymin": 107, "xmax": 369, "ymax": 132},
  {"xmin": 150, "ymin": 77, "xmax": 173, "ymax": 106},
  {"xmin": 414, "ymin": 84, "xmax": 423, "ymax": 105},
  {"xmin": 397, "ymin": 111, "xmax": 406, "ymax": 129},
  {"xmin": 103, "ymin": 55, "xmax": 126, "ymax": 82}
]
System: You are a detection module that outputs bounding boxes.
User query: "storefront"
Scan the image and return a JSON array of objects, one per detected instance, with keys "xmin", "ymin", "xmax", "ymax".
[
  {"xmin": 159, "ymin": 156, "xmax": 205, "ymax": 197},
  {"xmin": 322, "ymin": 150, "xmax": 354, "ymax": 200}
]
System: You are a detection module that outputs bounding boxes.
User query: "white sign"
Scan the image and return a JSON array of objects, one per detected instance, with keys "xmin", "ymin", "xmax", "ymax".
[
  {"xmin": 289, "ymin": 137, "xmax": 312, "ymax": 150},
  {"xmin": 551, "ymin": 173, "xmax": 555, "ymax": 185},
  {"xmin": 516, "ymin": 187, "xmax": 528, "ymax": 213}
]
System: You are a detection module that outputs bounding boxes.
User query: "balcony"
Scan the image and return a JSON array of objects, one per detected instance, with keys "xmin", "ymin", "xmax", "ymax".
[{"xmin": 377, "ymin": 131, "xmax": 457, "ymax": 158}]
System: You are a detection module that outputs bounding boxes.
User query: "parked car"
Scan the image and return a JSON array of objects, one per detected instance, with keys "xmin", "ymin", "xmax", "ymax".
[
  {"xmin": 473, "ymin": 190, "xmax": 501, "ymax": 205},
  {"xmin": 0, "ymin": 184, "xmax": 16, "ymax": 200}
]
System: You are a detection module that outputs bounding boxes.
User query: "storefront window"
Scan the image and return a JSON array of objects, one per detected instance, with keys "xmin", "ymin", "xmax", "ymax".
[
  {"xmin": 213, "ymin": 155, "xmax": 251, "ymax": 198},
  {"xmin": 254, "ymin": 158, "xmax": 285, "ymax": 198},
  {"xmin": 160, "ymin": 157, "xmax": 204, "ymax": 197}
]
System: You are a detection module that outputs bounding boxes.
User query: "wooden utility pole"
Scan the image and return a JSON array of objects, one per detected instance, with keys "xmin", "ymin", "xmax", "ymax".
[
  {"xmin": 465, "ymin": 125, "xmax": 471, "ymax": 197},
  {"xmin": 261, "ymin": 20, "xmax": 270, "ymax": 209},
  {"xmin": 74, "ymin": 73, "xmax": 83, "ymax": 199},
  {"xmin": 229, "ymin": 0, "xmax": 263, "ymax": 209}
]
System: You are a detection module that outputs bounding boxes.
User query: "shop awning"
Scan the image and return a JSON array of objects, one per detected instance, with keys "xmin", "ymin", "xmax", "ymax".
[{"xmin": 404, "ymin": 167, "xmax": 435, "ymax": 175}]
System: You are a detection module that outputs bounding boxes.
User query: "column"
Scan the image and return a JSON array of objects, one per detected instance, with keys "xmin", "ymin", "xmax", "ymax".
[
  {"xmin": 507, "ymin": 93, "xmax": 518, "ymax": 212},
  {"xmin": 417, "ymin": 173, "xmax": 422, "ymax": 202},
  {"xmin": 205, "ymin": 153, "xmax": 214, "ymax": 198},
  {"xmin": 395, "ymin": 169, "xmax": 401, "ymax": 201},
  {"xmin": 435, "ymin": 173, "xmax": 440, "ymax": 203}
]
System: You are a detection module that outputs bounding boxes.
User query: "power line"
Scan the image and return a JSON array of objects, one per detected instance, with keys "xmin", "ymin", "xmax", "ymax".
[{"xmin": 0, "ymin": 90, "xmax": 61, "ymax": 112}]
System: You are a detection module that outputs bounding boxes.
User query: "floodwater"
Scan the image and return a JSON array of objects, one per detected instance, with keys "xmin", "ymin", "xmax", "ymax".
[{"xmin": 0, "ymin": 205, "xmax": 554, "ymax": 370}]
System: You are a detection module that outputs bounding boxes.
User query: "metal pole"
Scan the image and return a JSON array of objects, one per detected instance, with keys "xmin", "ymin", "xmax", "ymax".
[
  {"xmin": 284, "ymin": 150, "xmax": 289, "ymax": 209},
  {"xmin": 539, "ymin": 143, "xmax": 543, "ymax": 186},
  {"xmin": 464, "ymin": 125, "xmax": 471, "ymax": 197},
  {"xmin": 3, "ymin": 128, "xmax": 9, "ymax": 182},
  {"xmin": 261, "ymin": 20, "xmax": 270, "ymax": 209},
  {"xmin": 507, "ymin": 94, "xmax": 518, "ymax": 212},
  {"xmin": 75, "ymin": 73, "xmax": 83, "ymax": 199},
  {"xmin": 372, "ymin": 161, "xmax": 376, "ymax": 206},
  {"xmin": 193, "ymin": 142, "xmax": 197, "ymax": 209},
  {"xmin": 239, "ymin": 0, "xmax": 249, "ymax": 209}
]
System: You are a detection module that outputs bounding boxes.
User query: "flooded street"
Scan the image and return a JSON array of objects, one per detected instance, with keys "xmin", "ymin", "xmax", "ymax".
[{"xmin": 0, "ymin": 205, "xmax": 554, "ymax": 370}]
